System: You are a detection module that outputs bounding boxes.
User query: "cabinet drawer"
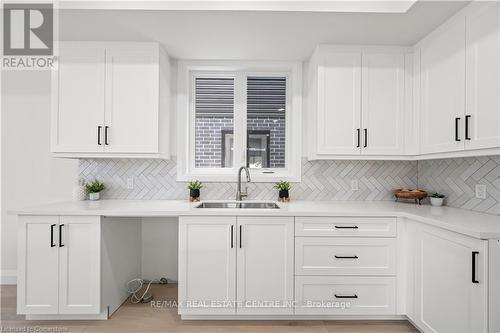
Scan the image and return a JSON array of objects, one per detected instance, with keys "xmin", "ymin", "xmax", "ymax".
[
  {"xmin": 295, "ymin": 217, "xmax": 396, "ymax": 237},
  {"xmin": 295, "ymin": 238, "xmax": 396, "ymax": 275},
  {"xmin": 295, "ymin": 276, "xmax": 396, "ymax": 315}
]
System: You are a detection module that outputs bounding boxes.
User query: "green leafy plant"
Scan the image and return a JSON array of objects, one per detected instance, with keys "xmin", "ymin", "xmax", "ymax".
[
  {"xmin": 187, "ymin": 180, "xmax": 203, "ymax": 190},
  {"xmin": 273, "ymin": 181, "xmax": 291, "ymax": 191},
  {"xmin": 431, "ymin": 192, "xmax": 445, "ymax": 198},
  {"xmin": 85, "ymin": 180, "xmax": 105, "ymax": 194}
]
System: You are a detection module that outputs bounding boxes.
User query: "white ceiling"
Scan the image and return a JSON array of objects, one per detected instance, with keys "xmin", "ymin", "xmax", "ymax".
[
  {"xmin": 60, "ymin": 0, "xmax": 418, "ymax": 13},
  {"xmin": 59, "ymin": 1, "xmax": 470, "ymax": 60}
]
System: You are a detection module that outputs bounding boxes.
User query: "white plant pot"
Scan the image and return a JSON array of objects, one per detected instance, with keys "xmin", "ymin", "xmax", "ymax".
[
  {"xmin": 430, "ymin": 197, "xmax": 444, "ymax": 206},
  {"xmin": 88, "ymin": 192, "xmax": 101, "ymax": 201}
]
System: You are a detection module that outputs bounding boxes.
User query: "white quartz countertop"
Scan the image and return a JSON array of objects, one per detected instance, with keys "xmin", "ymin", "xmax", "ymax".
[{"xmin": 11, "ymin": 200, "xmax": 500, "ymax": 239}]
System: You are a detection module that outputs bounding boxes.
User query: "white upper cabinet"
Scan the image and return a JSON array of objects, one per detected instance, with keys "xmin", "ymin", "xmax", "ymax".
[
  {"xmin": 51, "ymin": 42, "xmax": 171, "ymax": 158},
  {"xmin": 465, "ymin": 3, "xmax": 500, "ymax": 150},
  {"xmin": 419, "ymin": 16, "xmax": 466, "ymax": 154},
  {"xmin": 52, "ymin": 43, "xmax": 105, "ymax": 153},
  {"xmin": 418, "ymin": 1, "xmax": 500, "ymax": 156},
  {"xmin": 361, "ymin": 53, "xmax": 405, "ymax": 155},
  {"xmin": 104, "ymin": 44, "xmax": 159, "ymax": 153},
  {"xmin": 315, "ymin": 51, "xmax": 362, "ymax": 156},
  {"xmin": 307, "ymin": 46, "xmax": 409, "ymax": 159}
]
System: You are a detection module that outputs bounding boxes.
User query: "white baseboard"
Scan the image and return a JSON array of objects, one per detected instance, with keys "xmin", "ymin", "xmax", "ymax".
[{"xmin": 1, "ymin": 269, "xmax": 17, "ymax": 285}]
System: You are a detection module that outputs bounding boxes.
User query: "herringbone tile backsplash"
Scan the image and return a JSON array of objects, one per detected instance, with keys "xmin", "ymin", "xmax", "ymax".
[
  {"xmin": 79, "ymin": 158, "xmax": 417, "ymax": 201},
  {"xmin": 417, "ymin": 155, "xmax": 499, "ymax": 215},
  {"xmin": 79, "ymin": 155, "xmax": 499, "ymax": 214}
]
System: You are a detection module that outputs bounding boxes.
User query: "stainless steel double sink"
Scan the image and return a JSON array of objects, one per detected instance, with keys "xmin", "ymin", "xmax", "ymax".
[{"xmin": 195, "ymin": 201, "xmax": 280, "ymax": 209}]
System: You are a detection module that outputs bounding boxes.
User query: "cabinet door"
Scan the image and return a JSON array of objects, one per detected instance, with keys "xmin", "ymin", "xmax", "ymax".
[
  {"xmin": 52, "ymin": 42, "xmax": 105, "ymax": 153},
  {"xmin": 236, "ymin": 217, "xmax": 294, "ymax": 315},
  {"xmin": 17, "ymin": 216, "xmax": 59, "ymax": 314},
  {"xmin": 361, "ymin": 53, "xmax": 405, "ymax": 155},
  {"xmin": 316, "ymin": 52, "xmax": 362, "ymax": 155},
  {"xmin": 58, "ymin": 216, "xmax": 101, "ymax": 314},
  {"xmin": 104, "ymin": 43, "xmax": 159, "ymax": 153},
  {"xmin": 465, "ymin": 3, "xmax": 500, "ymax": 150},
  {"xmin": 414, "ymin": 224, "xmax": 488, "ymax": 333},
  {"xmin": 178, "ymin": 216, "xmax": 236, "ymax": 315},
  {"xmin": 420, "ymin": 18, "xmax": 466, "ymax": 154}
]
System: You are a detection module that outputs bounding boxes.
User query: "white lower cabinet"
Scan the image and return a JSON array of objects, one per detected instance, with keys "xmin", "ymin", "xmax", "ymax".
[
  {"xmin": 17, "ymin": 215, "xmax": 101, "ymax": 315},
  {"xmin": 178, "ymin": 216, "xmax": 294, "ymax": 316},
  {"xmin": 236, "ymin": 217, "xmax": 294, "ymax": 315},
  {"xmin": 58, "ymin": 216, "xmax": 101, "ymax": 314},
  {"xmin": 412, "ymin": 222, "xmax": 488, "ymax": 333},
  {"xmin": 295, "ymin": 276, "xmax": 396, "ymax": 315},
  {"xmin": 178, "ymin": 216, "xmax": 236, "ymax": 315},
  {"xmin": 17, "ymin": 216, "xmax": 60, "ymax": 314},
  {"xmin": 294, "ymin": 216, "xmax": 398, "ymax": 317},
  {"xmin": 295, "ymin": 237, "xmax": 396, "ymax": 276}
]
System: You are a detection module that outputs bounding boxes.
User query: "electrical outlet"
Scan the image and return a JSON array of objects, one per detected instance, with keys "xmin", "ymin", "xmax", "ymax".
[
  {"xmin": 351, "ymin": 179, "xmax": 359, "ymax": 191},
  {"xmin": 126, "ymin": 178, "xmax": 134, "ymax": 190},
  {"xmin": 475, "ymin": 184, "xmax": 486, "ymax": 199}
]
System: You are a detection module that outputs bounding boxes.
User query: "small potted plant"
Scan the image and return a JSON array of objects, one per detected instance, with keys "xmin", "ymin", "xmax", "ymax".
[
  {"xmin": 274, "ymin": 181, "xmax": 291, "ymax": 202},
  {"xmin": 187, "ymin": 180, "xmax": 203, "ymax": 202},
  {"xmin": 85, "ymin": 180, "xmax": 105, "ymax": 201},
  {"xmin": 430, "ymin": 192, "xmax": 445, "ymax": 206}
]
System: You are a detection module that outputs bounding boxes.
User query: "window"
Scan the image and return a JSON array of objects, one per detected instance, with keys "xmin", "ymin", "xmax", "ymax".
[
  {"xmin": 177, "ymin": 61, "xmax": 301, "ymax": 182},
  {"xmin": 194, "ymin": 77, "xmax": 234, "ymax": 168}
]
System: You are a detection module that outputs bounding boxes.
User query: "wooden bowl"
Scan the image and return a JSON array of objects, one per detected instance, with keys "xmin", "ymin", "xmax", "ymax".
[{"xmin": 394, "ymin": 189, "xmax": 427, "ymax": 204}]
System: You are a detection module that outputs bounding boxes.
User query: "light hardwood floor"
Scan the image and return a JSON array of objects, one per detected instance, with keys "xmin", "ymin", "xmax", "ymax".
[{"xmin": 1, "ymin": 284, "xmax": 418, "ymax": 333}]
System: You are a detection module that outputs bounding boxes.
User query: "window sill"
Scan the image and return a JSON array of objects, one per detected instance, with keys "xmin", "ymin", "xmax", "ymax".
[{"xmin": 176, "ymin": 169, "xmax": 301, "ymax": 183}]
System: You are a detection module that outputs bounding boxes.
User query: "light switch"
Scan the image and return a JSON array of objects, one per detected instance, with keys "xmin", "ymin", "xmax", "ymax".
[
  {"xmin": 127, "ymin": 178, "xmax": 134, "ymax": 190},
  {"xmin": 351, "ymin": 179, "xmax": 359, "ymax": 191},
  {"xmin": 475, "ymin": 184, "xmax": 486, "ymax": 199}
]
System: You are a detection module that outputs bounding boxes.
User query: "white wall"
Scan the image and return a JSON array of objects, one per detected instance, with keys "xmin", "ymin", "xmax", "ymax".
[
  {"xmin": 1, "ymin": 70, "xmax": 79, "ymax": 284},
  {"xmin": 141, "ymin": 218, "xmax": 178, "ymax": 282}
]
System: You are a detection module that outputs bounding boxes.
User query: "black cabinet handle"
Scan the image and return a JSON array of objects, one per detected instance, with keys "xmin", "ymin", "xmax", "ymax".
[
  {"xmin": 230, "ymin": 225, "xmax": 234, "ymax": 248},
  {"xmin": 465, "ymin": 115, "xmax": 471, "ymax": 140},
  {"xmin": 455, "ymin": 118, "xmax": 461, "ymax": 141},
  {"xmin": 50, "ymin": 224, "xmax": 56, "ymax": 247},
  {"xmin": 363, "ymin": 129, "xmax": 368, "ymax": 148},
  {"xmin": 472, "ymin": 251, "xmax": 479, "ymax": 283},
  {"xmin": 356, "ymin": 129, "xmax": 360, "ymax": 148},
  {"xmin": 334, "ymin": 294, "xmax": 358, "ymax": 299},
  {"xmin": 104, "ymin": 126, "xmax": 109, "ymax": 145},
  {"xmin": 97, "ymin": 126, "xmax": 102, "ymax": 145},
  {"xmin": 334, "ymin": 225, "xmax": 359, "ymax": 229},
  {"xmin": 59, "ymin": 224, "xmax": 64, "ymax": 247},
  {"xmin": 334, "ymin": 255, "xmax": 358, "ymax": 259},
  {"xmin": 239, "ymin": 225, "xmax": 242, "ymax": 248}
]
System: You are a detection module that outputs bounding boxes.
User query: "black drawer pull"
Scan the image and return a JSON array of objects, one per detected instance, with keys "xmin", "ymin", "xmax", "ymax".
[
  {"xmin": 356, "ymin": 129, "xmax": 360, "ymax": 148},
  {"xmin": 465, "ymin": 115, "xmax": 471, "ymax": 140},
  {"xmin": 59, "ymin": 224, "xmax": 65, "ymax": 247},
  {"xmin": 104, "ymin": 126, "xmax": 109, "ymax": 145},
  {"xmin": 230, "ymin": 225, "xmax": 234, "ymax": 249},
  {"xmin": 50, "ymin": 224, "xmax": 56, "ymax": 247},
  {"xmin": 472, "ymin": 251, "xmax": 479, "ymax": 283},
  {"xmin": 97, "ymin": 126, "xmax": 102, "ymax": 145},
  {"xmin": 239, "ymin": 225, "xmax": 242, "ymax": 249},
  {"xmin": 334, "ymin": 226, "xmax": 359, "ymax": 229},
  {"xmin": 335, "ymin": 294, "xmax": 358, "ymax": 299},
  {"xmin": 334, "ymin": 255, "xmax": 358, "ymax": 259},
  {"xmin": 455, "ymin": 117, "xmax": 461, "ymax": 141}
]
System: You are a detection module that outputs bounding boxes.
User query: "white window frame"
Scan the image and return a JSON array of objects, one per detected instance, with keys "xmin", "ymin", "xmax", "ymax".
[{"xmin": 177, "ymin": 60, "xmax": 302, "ymax": 182}]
